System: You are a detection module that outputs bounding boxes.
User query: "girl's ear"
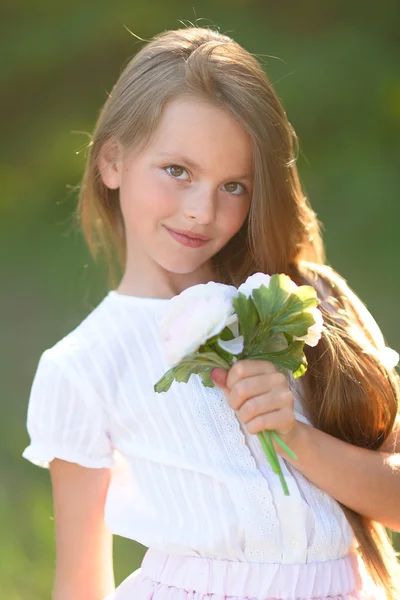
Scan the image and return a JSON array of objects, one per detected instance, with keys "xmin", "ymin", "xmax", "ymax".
[{"xmin": 97, "ymin": 137, "xmax": 123, "ymax": 190}]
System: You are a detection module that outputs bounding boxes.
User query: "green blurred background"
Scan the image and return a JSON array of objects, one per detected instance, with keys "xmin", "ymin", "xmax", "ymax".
[{"xmin": 2, "ymin": 1, "xmax": 399, "ymax": 598}]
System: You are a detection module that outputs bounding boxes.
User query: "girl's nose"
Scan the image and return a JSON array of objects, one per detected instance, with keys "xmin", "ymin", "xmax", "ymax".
[{"xmin": 183, "ymin": 186, "xmax": 216, "ymax": 224}]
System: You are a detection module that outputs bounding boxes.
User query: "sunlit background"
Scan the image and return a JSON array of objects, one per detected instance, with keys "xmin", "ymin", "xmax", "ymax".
[{"xmin": 2, "ymin": 2, "xmax": 399, "ymax": 598}]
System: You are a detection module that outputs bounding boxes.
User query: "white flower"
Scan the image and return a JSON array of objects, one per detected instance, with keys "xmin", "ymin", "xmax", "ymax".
[
  {"xmin": 229, "ymin": 314, "xmax": 240, "ymax": 338},
  {"xmin": 217, "ymin": 334, "xmax": 244, "ymax": 355},
  {"xmin": 238, "ymin": 272, "xmax": 299, "ymax": 298},
  {"xmin": 361, "ymin": 345, "xmax": 399, "ymax": 370},
  {"xmin": 238, "ymin": 273, "xmax": 272, "ymax": 297},
  {"xmin": 160, "ymin": 281, "xmax": 238, "ymax": 366},
  {"xmin": 294, "ymin": 307, "xmax": 324, "ymax": 347},
  {"xmin": 239, "ymin": 272, "xmax": 323, "ymax": 348},
  {"xmin": 375, "ymin": 346, "xmax": 399, "ymax": 370}
]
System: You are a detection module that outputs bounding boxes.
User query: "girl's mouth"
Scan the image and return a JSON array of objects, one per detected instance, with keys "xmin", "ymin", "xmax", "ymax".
[{"xmin": 165, "ymin": 227, "xmax": 209, "ymax": 248}]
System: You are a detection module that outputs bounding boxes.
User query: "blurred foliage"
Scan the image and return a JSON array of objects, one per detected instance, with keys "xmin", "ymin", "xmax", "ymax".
[{"xmin": 1, "ymin": 0, "xmax": 399, "ymax": 597}]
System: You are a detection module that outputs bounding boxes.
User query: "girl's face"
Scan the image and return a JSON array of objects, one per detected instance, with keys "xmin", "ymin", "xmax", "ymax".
[{"xmin": 100, "ymin": 95, "xmax": 253, "ymax": 296}]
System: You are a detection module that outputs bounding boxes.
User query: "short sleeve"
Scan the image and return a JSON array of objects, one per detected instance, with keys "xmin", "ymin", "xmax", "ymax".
[{"xmin": 22, "ymin": 350, "xmax": 116, "ymax": 469}]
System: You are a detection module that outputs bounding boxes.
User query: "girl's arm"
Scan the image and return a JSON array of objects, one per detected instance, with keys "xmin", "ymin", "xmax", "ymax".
[
  {"xmin": 379, "ymin": 414, "xmax": 400, "ymax": 453},
  {"xmin": 212, "ymin": 361, "xmax": 400, "ymax": 533},
  {"xmin": 277, "ymin": 420, "xmax": 400, "ymax": 533},
  {"xmin": 49, "ymin": 458, "xmax": 115, "ymax": 600}
]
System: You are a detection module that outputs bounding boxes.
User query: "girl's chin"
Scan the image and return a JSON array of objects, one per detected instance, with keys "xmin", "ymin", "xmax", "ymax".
[{"xmin": 155, "ymin": 255, "xmax": 215, "ymax": 276}]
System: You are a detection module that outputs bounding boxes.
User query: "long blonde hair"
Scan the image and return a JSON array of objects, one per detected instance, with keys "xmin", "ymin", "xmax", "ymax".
[{"xmin": 76, "ymin": 26, "xmax": 400, "ymax": 596}]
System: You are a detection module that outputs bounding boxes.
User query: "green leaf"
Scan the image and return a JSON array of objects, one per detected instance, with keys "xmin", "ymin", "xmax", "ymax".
[
  {"xmin": 202, "ymin": 323, "xmax": 236, "ymax": 350},
  {"xmin": 201, "ymin": 328, "xmax": 236, "ymax": 357},
  {"xmin": 184, "ymin": 351, "xmax": 231, "ymax": 369},
  {"xmin": 209, "ymin": 341, "xmax": 236, "ymax": 365},
  {"xmin": 252, "ymin": 277, "xmax": 289, "ymax": 323},
  {"xmin": 250, "ymin": 331, "xmax": 288, "ymax": 355},
  {"xmin": 232, "ymin": 293, "xmax": 259, "ymax": 347},
  {"xmin": 247, "ymin": 340, "xmax": 308, "ymax": 374},
  {"xmin": 173, "ymin": 363, "xmax": 199, "ymax": 384},
  {"xmin": 246, "ymin": 274, "xmax": 321, "ymax": 342},
  {"xmin": 198, "ymin": 369, "xmax": 215, "ymax": 388},
  {"xmin": 154, "ymin": 350, "xmax": 231, "ymax": 393},
  {"xmin": 245, "ymin": 322, "xmax": 271, "ymax": 355},
  {"xmin": 270, "ymin": 311, "xmax": 316, "ymax": 338},
  {"xmin": 293, "ymin": 362, "xmax": 307, "ymax": 378},
  {"xmin": 283, "ymin": 332, "xmax": 293, "ymax": 344},
  {"xmin": 154, "ymin": 366, "xmax": 178, "ymax": 393},
  {"xmin": 219, "ymin": 326, "xmax": 235, "ymax": 341}
]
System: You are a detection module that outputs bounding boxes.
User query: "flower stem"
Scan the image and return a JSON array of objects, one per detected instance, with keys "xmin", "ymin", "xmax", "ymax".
[
  {"xmin": 270, "ymin": 430, "xmax": 298, "ymax": 460},
  {"xmin": 258, "ymin": 430, "xmax": 290, "ymax": 496},
  {"xmin": 257, "ymin": 431, "xmax": 278, "ymax": 472}
]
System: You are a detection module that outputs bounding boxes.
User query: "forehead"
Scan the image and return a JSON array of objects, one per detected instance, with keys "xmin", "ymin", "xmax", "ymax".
[{"xmin": 145, "ymin": 96, "xmax": 253, "ymax": 174}]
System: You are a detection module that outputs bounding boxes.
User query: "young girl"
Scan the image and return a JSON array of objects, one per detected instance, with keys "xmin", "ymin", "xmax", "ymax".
[{"xmin": 22, "ymin": 26, "xmax": 400, "ymax": 600}]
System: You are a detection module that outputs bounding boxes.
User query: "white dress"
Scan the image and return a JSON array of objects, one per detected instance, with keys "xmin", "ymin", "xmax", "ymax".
[{"xmin": 22, "ymin": 290, "xmax": 379, "ymax": 598}]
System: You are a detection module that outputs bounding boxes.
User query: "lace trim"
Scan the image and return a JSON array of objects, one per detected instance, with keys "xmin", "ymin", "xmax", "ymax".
[{"xmin": 192, "ymin": 376, "xmax": 282, "ymax": 561}]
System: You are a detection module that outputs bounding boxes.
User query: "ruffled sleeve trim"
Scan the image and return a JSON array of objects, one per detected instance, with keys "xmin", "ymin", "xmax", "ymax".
[{"xmin": 22, "ymin": 442, "xmax": 116, "ymax": 470}]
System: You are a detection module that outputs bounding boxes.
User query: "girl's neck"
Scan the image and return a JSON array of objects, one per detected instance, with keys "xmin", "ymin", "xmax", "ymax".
[{"xmin": 116, "ymin": 265, "xmax": 219, "ymax": 300}]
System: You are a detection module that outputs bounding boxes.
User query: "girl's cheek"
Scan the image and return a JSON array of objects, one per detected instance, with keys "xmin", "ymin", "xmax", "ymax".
[
  {"xmin": 128, "ymin": 176, "xmax": 172, "ymax": 215},
  {"xmin": 153, "ymin": 188, "xmax": 179, "ymax": 217},
  {"xmin": 220, "ymin": 201, "xmax": 249, "ymax": 233}
]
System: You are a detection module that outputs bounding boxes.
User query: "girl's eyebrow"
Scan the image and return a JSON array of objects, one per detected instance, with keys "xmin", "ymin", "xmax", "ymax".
[{"xmin": 155, "ymin": 152, "xmax": 253, "ymax": 182}]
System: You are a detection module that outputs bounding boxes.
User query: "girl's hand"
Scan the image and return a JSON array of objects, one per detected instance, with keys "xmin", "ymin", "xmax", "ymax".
[{"xmin": 211, "ymin": 360, "xmax": 300, "ymax": 451}]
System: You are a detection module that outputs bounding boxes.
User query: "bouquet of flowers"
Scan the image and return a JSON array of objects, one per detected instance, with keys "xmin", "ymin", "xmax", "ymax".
[{"xmin": 154, "ymin": 272, "xmax": 324, "ymax": 495}]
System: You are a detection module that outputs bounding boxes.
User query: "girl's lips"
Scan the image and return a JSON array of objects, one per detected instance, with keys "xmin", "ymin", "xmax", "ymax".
[{"xmin": 165, "ymin": 227, "xmax": 209, "ymax": 248}]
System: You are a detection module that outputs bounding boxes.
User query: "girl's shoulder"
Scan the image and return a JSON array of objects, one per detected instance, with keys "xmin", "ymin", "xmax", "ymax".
[
  {"xmin": 38, "ymin": 291, "xmax": 165, "ymax": 396},
  {"xmin": 23, "ymin": 296, "xmax": 119, "ymax": 470},
  {"xmin": 45, "ymin": 294, "xmax": 114, "ymax": 363},
  {"xmin": 46, "ymin": 290, "xmax": 157, "ymax": 357},
  {"xmin": 32, "ymin": 297, "xmax": 112, "ymax": 401}
]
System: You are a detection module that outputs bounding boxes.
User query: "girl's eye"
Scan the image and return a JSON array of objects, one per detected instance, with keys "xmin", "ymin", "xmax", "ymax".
[
  {"xmin": 164, "ymin": 165, "xmax": 189, "ymax": 180},
  {"xmin": 223, "ymin": 182, "xmax": 247, "ymax": 195},
  {"xmin": 164, "ymin": 165, "xmax": 247, "ymax": 195}
]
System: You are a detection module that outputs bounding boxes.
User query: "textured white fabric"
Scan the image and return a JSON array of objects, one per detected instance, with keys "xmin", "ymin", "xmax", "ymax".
[{"xmin": 23, "ymin": 290, "xmax": 357, "ymax": 564}]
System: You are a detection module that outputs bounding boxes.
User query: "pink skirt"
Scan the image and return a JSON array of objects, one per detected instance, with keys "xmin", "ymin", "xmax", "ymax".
[{"xmin": 105, "ymin": 547, "xmax": 381, "ymax": 600}]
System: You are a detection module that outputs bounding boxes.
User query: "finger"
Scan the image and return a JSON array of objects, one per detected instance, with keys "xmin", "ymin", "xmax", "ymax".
[
  {"xmin": 226, "ymin": 359, "xmax": 279, "ymax": 391},
  {"xmin": 237, "ymin": 391, "xmax": 289, "ymax": 424},
  {"xmin": 245, "ymin": 407, "xmax": 296, "ymax": 436},
  {"xmin": 210, "ymin": 368, "xmax": 228, "ymax": 389},
  {"xmin": 229, "ymin": 373, "xmax": 289, "ymax": 411}
]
